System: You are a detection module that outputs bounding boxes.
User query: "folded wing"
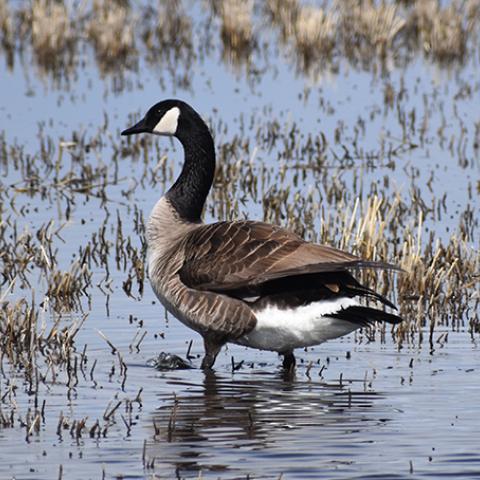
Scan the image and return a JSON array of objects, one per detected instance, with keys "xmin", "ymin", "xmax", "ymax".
[{"xmin": 179, "ymin": 221, "xmax": 399, "ymax": 305}]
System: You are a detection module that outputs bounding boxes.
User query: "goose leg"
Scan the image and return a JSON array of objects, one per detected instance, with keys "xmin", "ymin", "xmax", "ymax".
[
  {"xmin": 282, "ymin": 351, "xmax": 296, "ymax": 371},
  {"xmin": 201, "ymin": 336, "xmax": 223, "ymax": 370}
]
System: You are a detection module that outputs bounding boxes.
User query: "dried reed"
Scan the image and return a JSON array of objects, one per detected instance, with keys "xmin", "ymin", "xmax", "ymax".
[
  {"xmin": 219, "ymin": 0, "xmax": 255, "ymax": 64},
  {"xmin": 29, "ymin": 0, "xmax": 76, "ymax": 70},
  {"xmin": 411, "ymin": 0, "xmax": 467, "ymax": 61},
  {"xmin": 294, "ymin": 6, "xmax": 337, "ymax": 61},
  {"xmin": 0, "ymin": 0, "xmax": 14, "ymax": 58},
  {"xmin": 341, "ymin": 0, "xmax": 406, "ymax": 59},
  {"xmin": 87, "ymin": 0, "xmax": 136, "ymax": 71}
]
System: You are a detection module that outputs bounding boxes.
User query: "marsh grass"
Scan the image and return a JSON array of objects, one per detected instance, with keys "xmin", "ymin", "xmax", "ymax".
[
  {"xmin": 294, "ymin": 6, "xmax": 337, "ymax": 65},
  {"xmin": 218, "ymin": 0, "xmax": 255, "ymax": 65},
  {"xmin": 0, "ymin": 294, "xmax": 85, "ymax": 385},
  {"xmin": 28, "ymin": 0, "xmax": 76, "ymax": 72},
  {"xmin": 410, "ymin": 0, "xmax": 467, "ymax": 62},
  {"xmin": 323, "ymin": 195, "xmax": 479, "ymax": 342},
  {"xmin": 46, "ymin": 261, "xmax": 92, "ymax": 312},
  {"xmin": 0, "ymin": 0, "xmax": 13, "ymax": 66},
  {"xmin": 341, "ymin": 0, "xmax": 406, "ymax": 61},
  {"xmin": 154, "ymin": 0, "xmax": 193, "ymax": 61},
  {"xmin": 265, "ymin": 0, "xmax": 478, "ymax": 75},
  {"xmin": 266, "ymin": 0, "xmax": 298, "ymax": 40},
  {"xmin": 0, "ymin": 0, "xmax": 478, "ymax": 82},
  {"xmin": 87, "ymin": 0, "xmax": 137, "ymax": 72}
]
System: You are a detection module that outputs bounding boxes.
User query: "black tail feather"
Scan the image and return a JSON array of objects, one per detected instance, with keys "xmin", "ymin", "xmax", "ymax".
[{"xmin": 331, "ymin": 305, "xmax": 403, "ymax": 326}]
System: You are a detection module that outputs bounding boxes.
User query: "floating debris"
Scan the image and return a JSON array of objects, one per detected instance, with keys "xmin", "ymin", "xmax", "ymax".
[{"xmin": 148, "ymin": 353, "xmax": 194, "ymax": 371}]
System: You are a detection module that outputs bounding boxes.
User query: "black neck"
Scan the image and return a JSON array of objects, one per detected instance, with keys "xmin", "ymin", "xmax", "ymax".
[{"xmin": 165, "ymin": 121, "xmax": 215, "ymax": 222}]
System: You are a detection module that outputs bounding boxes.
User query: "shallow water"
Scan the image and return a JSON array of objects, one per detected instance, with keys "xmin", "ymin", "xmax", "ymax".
[
  {"xmin": 147, "ymin": 337, "xmax": 480, "ymax": 479},
  {"xmin": 1, "ymin": 332, "xmax": 479, "ymax": 479},
  {"xmin": 0, "ymin": 1, "xmax": 479, "ymax": 479}
]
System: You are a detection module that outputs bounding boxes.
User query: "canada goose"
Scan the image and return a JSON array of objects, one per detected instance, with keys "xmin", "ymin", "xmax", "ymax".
[{"xmin": 122, "ymin": 99, "xmax": 403, "ymax": 370}]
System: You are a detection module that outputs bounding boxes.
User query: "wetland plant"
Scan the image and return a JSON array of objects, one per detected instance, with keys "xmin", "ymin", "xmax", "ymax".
[
  {"xmin": 87, "ymin": 0, "xmax": 137, "ymax": 71},
  {"xmin": 218, "ymin": 0, "xmax": 255, "ymax": 64}
]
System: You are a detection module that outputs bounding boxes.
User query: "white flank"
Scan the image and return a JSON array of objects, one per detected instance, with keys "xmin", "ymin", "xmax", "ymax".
[
  {"xmin": 237, "ymin": 297, "xmax": 360, "ymax": 352},
  {"xmin": 153, "ymin": 106, "xmax": 180, "ymax": 136}
]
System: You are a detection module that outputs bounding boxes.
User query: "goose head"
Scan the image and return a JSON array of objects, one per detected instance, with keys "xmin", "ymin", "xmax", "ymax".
[
  {"xmin": 121, "ymin": 99, "xmax": 215, "ymax": 222},
  {"xmin": 121, "ymin": 99, "xmax": 208, "ymax": 140}
]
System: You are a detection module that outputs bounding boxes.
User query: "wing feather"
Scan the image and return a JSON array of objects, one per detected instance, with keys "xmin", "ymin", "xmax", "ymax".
[{"xmin": 179, "ymin": 221, "xmax": 401, "ymax": 293}]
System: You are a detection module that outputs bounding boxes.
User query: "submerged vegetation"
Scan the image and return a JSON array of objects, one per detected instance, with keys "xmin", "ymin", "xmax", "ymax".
[{"xmin": 0, "ymin": 0, "xmax": 479, "ymax": 478}]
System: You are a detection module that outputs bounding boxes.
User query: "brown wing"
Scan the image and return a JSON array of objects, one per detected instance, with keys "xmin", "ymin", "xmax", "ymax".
[{"xmin": 179, "ymin": 220, "xmax": 399, "ymax": 292}]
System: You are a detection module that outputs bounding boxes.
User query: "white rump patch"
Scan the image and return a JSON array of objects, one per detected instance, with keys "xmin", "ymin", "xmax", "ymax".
[
  {"xmin": 237, "ymin": 297, "xmax": 360, "ymax": 352},
  {"xmin": 153, "ymin": 106, "xmax": 180, "ymax": 136}
]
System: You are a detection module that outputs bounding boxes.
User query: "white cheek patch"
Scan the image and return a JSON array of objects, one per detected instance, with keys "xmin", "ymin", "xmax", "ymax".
[{"xmin": 153, "ymin": 106, "xmax": 180, "ymax": 136}]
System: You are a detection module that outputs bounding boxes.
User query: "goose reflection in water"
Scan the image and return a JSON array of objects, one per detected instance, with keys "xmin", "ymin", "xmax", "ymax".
[{"xmin": 145, "ymin": 370, "xmax": 389, "ymax": 478}]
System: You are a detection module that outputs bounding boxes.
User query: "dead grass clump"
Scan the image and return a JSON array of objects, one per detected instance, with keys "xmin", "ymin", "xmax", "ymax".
[
  {"xmin": 265, "ymin": 0, "xmax": 476, "ymax": 70},
  {"xmin": 397, "ymin": 232, "xmax": 479, "ymax": 343},
  {"xmin": 0, "ymin": 223, "xmax": 54, "ymax": 289},
  {"xmin": 29, "ymin": 0, "xmax": 76, "ymax": 70},
  {"xmin": 315, "ymin": 190, "xmax": 480, "ymax": 343},
  {"xmin": 411, "ymin": 0, "xmax": 466, "ymax": 62},
  {"xmin": 0, "ymin": 295, "xmax": 86, "ymax": 397},
  {"xmin": 46, "ymin": 261, "xmax": 92, "ymax": 312},
  {"xmin": 265, "ymin": 0, "xmax": 299, "ymax": 41},
  {"xmin": 0, "ymin": 0, "xmax": 14, "ymax": 64},
  {"xmin": 219, "ymin": 0, "xmax": 255, "ymax": 64},
  {"xmin": 0, "ymin": 299, "xmax": 38, "ymax": 369},
  {"xmin": 265, "ymin": 1, "xmax": 337, "ymax": 76},
  {"xmin": 294, "ymin": 6, "xmax": 337, "ymax": 62},
  {"xmin": 87, "ymin": 0, "xmax": 136, "ymax": 71},
  {"xmin": 466, "ymin": 0, "xmax": 480, "ymax": 33},
  {"xmin": 341, "ymin": 0, "xmax": 406, "ymax": 61},
  {"xmin": 154, "ymin": 0, "xmax": 193, "ymax": 60}
]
